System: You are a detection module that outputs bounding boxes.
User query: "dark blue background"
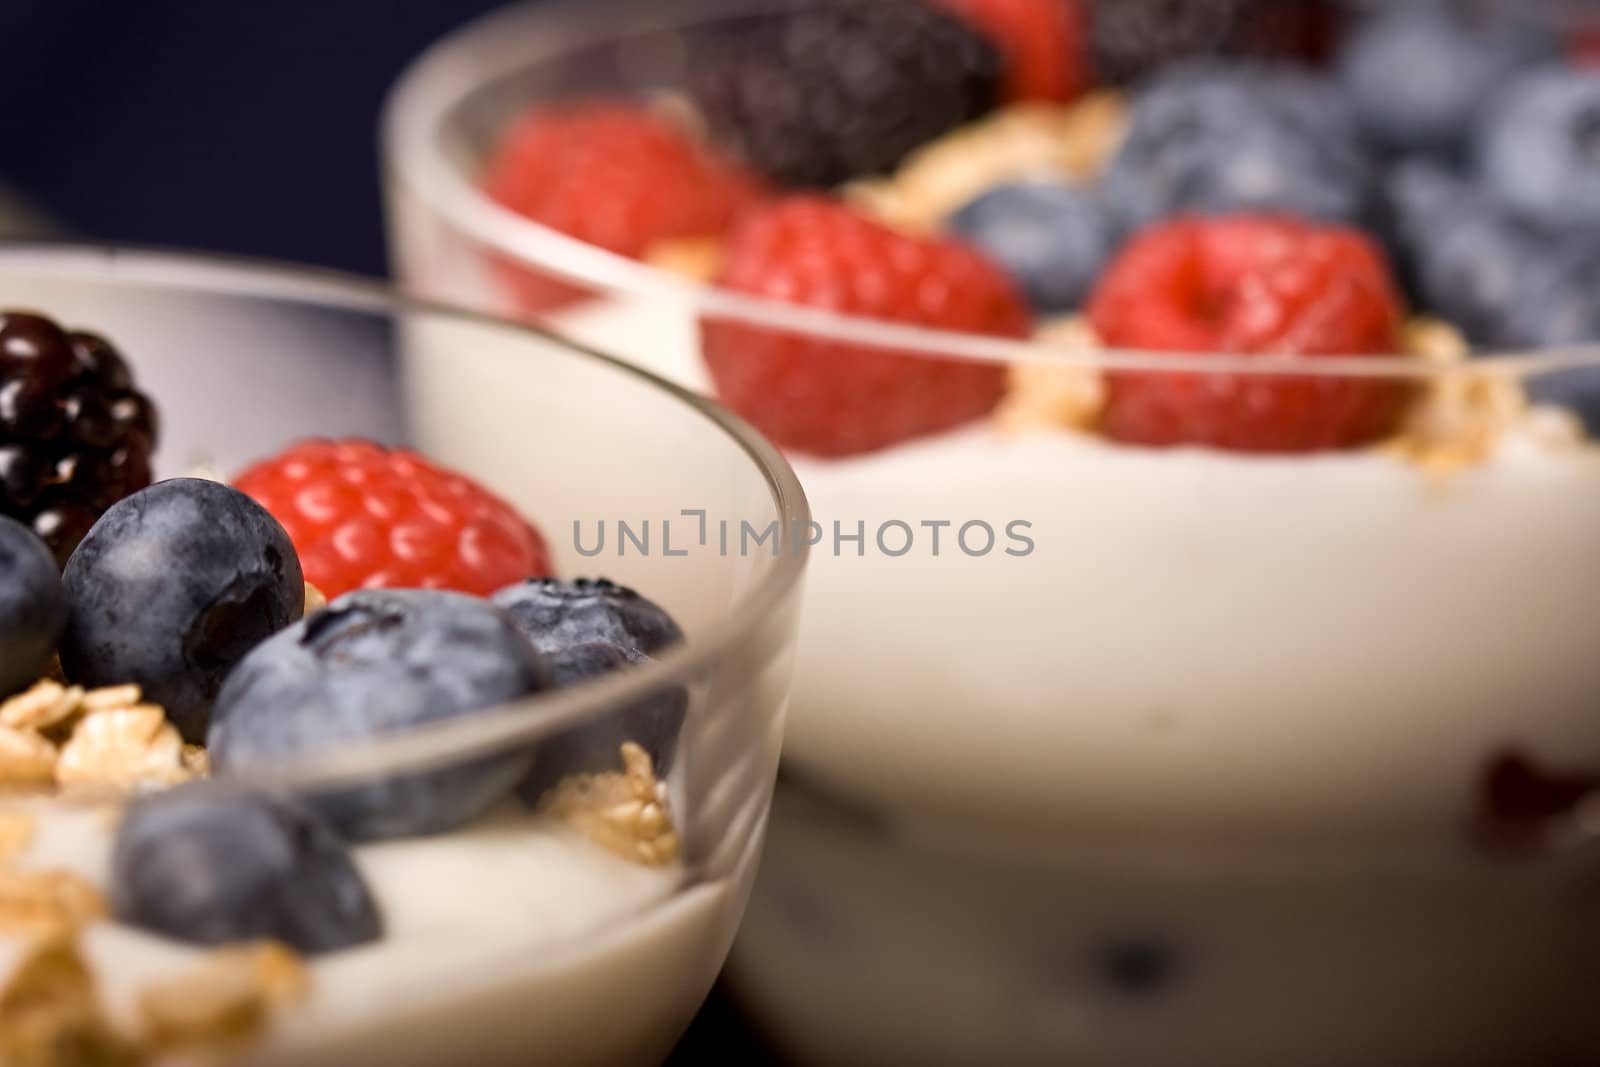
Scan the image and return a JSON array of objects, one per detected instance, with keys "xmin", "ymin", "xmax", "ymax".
[{"xmin": 0, "ymin": 0, "xmax": 513, "ymax": 277}]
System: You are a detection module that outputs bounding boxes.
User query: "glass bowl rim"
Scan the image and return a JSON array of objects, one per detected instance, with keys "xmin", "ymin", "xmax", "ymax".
[
  {"xmin": 0, "ymin": 239, "xmax": 812, "ymax": 796},
  {"xmin": 380, "ymin": 0, "xmax": 1600, "ymax": 383}
]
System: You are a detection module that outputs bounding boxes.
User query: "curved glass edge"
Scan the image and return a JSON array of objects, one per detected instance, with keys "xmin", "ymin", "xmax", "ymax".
[
  {"xmin": 380, "ymin": 0, "xmax": 1600, "ymax": 380},
  {"xmin": 0, "ymin": 240, "xmax": 812, "ymax": 797}
]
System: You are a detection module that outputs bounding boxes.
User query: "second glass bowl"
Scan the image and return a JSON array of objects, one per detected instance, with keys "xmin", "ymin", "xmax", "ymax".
[{"xmin": 381, "ymin": 2, "xmax": 1600, "ymax": 1063}]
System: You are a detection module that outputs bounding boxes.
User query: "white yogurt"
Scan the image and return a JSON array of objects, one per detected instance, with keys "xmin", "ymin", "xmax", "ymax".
[{"xmin": 3, "ymin": 793, "xmax": 746, "ymax": 1067}]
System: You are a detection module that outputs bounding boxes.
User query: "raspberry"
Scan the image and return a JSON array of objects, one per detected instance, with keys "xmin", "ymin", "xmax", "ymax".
[
  {"xmin": 0, "ymin": 312, "xmax": 159, "ymax": 567},
  {"xmin": 233, "ymin": 440, "xmax": 553, "ymax": 599},
  {"xmin": 936, "ymin": 0, "xmax": 1088, "ymax": 103},
  {"xmin": 686, "ymin": 0, "xmax": 1003, "ymax": 188},
  {"xmin": 701, "ymin": 196, "xmax": 1031, "ymax": 458},
  {"xmin": 1086, "ymin": 215, "xmax": 1410, "ymax": 453},
  {"xmin": 480, "ymin": 102, "xmax": 765, "ymax": 312}
]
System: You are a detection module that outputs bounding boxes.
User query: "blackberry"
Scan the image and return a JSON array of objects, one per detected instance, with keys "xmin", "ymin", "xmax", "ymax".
[
  {"xmin": 0, "ymin": 311, "xmax": 158, "ymax": 567},
  {"xmin": 686, "ymin": 0, "xmax": 1003, "ymax": 189}
]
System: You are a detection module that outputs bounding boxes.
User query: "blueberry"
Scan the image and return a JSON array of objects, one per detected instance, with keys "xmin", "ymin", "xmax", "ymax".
[
  {"xmin": 1478, "ymin": 67, "xmax": 1600, "ymax": 231},
  {"xmin": 1504, "ymin": 236, "xmax": 1600, "ymax": 432},
  {"xmin": 1103, "ymin": 61, "xmax": 1376, "ymax": 234},
  {"xmin": 1423, "ymin": 216, "xmax": 1539, "ymax": 347},
  {"xmin": 492, "ymin": 579, "xmax": 686, "ymax": 802},
  {"xmin": 945, "ymin": 183, "xmax": 1116, "ymax": 314},
  {"xmin": 1338, "ymin": 1, "xmax": 1555, "ymax": 159},
  {"xmin": 59, "ymin": 478, "xmax": 304, "ymax": 743},
  {"xmin": 1378, "ymin": 157, "xmax": 1521, "ymax": 323},
  {"xmin": 514, "ymin": 640, "xmax": 689, "ymax": 804},
  {"xmin": 110, "ymin": 784, "xmax": 381, "ymax": 955},
  {"xmin": 491, "ymin": 577, "xmax": 684, "ymax": 660},
  {"xmin": 0, "ymin": 516, "xmax": 65, "ymax": 697},
  {"xmin": 208, "ymin": 588, "xmax": 555, "ymax": 841}
]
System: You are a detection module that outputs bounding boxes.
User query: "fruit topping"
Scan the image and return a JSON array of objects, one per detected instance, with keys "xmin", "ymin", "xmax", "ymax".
[
  {"xmin": 1103, "ymin": 61, "xmax": 1376, "ymax": 234},
  {"xmin": 492, "ymin": 577, "xmax": 684, "ymax": 662},
  {"xmin": 481, "ymin": 101, "xmax": 765, "ymax": 263},
  {"xmin": 1086, "ymin": 215, "xmax": 1410, "ymax": 452},
  {"xmin": 686, "ymin": 0, "xmax": 1004, "ymax": 188},
  {"xmin": 1476, "ymin": 67, "xmax": 1600, "ymax": 230},
  {"xmin": 1337, "ymin": 2, "xmax": 1554, "ymax": 159},
  {"xmin": 233, "ymin": 438, "xmax": 553, "ymax": 601},
  {"xmin": 110, "ymin": 785, "xmax": 382, "ymax": 954},
  {"xmin": 946, "ymin": 181, "xmax": 1116, "ymax": 313},
  {"xmin": 702, "ymin": 196, "xmax": 1031, "ymax": 457},
  {"xmin": 0, "ymin": 516, "xmax": 66, "ymax": 699},
  {"xmin": 207, "ymin": 588, "xmax": 554, "ymax": 841},
  {"xmin": 936, "ymin": 0, "xmax": 1088, "ymax": 103},
  {"xmin": 58, "ymin": 479, "xmax": 304, "ymax": 745},
  {"xmin": 493, "ymin": 578, "xmax": 688, "ymax": 801},
  {"xmin": 0, "ymin": 312, "xmax": 159, "ymax": 567}
]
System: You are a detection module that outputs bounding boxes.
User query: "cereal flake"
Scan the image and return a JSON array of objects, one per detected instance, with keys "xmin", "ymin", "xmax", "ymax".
[
  {"xmin": 0, "ymin": 726, "xmax": 58, "ymax": 789},
  {"xmin": 0, "ymin": 869, "xmax": 107, "ymax": 938},
  {"xmin": 0, "ymin": 809, "xmax": 36, "ymax": 861},
  {"xmin": 541, "ymin": 742, "xmax": 681, "ymax": 866},
  {"xmin": 1384, "ymin": 317, "xmax": 1536, "ymax": 473},
  {"xmin": 303, "ymin": 581, "xmax": 328, "ymax": 615},
  {"xmin": 56, "ymin": 706, "xmax": 188, "ymax": 792},
  {"xmin": 137, "ymin": 942, "xmax": 307, "ymax": 1053},
  {"xmin": 1, "ymin": 681, "xmax": 87, "ymax": 735},
  {"xmin": 995, "ymin": 315, "xmax": 1107, "ymax": 433},
  {"xmin": 0, "ymin": 936, "xmax": 143, "ymax": 1067}
]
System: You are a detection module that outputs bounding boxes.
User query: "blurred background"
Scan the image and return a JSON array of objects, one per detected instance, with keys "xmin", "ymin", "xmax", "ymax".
[{"xmin": 0, "ymin": 0, "xmax": 517, "ymax": 277}]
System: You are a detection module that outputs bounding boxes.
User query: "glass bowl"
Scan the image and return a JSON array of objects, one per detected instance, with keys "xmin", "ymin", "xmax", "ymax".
[
  {"xmin": 381, "ymin": 3, "xmax": 1600, "ymax": 1064},
  {"xmin": 0, "ymin": 243, "xmax": 808, "ymax": 1067}
]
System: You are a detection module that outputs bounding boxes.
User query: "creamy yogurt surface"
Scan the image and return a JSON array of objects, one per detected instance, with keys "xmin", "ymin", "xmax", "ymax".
[{"xmin": 0, "ymin": 773, "xmax": 737, "ymax": 1067}]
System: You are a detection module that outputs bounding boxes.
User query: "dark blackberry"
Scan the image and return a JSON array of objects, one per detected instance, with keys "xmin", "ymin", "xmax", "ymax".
[
  {"xmin": 686, "ymin": 0, "xmax": 1003, "ymax": 189},
  {"xmin": 0, "ymin": 311, "xmax": 159, "ymax": 567}
]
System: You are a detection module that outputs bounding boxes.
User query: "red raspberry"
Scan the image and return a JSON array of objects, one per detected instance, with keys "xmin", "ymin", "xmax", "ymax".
[
  {"xmin": 1086, "ymin": 215, "xmax": 1410, "ymax": 453},
  {"xmin": 701, "ymin": 196, "xmax": 1032, "ymax": 458},
  {"xmin": 480, "ymin": 102, "xmax": 766, "ymax": 313},
  {"xmin": 936, "ymin": 0, "xmax": 1088, "ymax": 103},
  {"xmin": 233, "ymin": 440, "xmax": 553, "ymax": 600}
]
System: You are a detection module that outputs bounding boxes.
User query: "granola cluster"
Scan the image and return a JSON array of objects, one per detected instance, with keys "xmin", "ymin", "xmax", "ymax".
[
  {"xmin": 540, "ymin": 742, "xmax": 682, "ymax": 867},
  {"xmin": 0, "ymin": 681, "xmax": 197, "ymax": 797}
]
